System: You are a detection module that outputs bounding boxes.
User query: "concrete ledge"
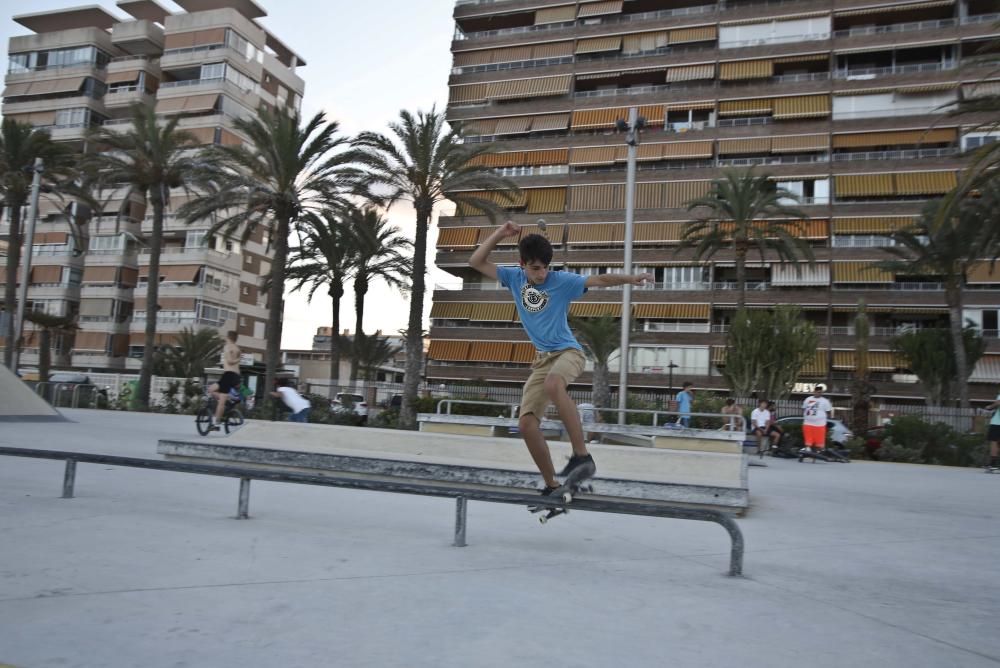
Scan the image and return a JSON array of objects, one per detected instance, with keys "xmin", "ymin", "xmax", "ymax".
[{"xmin": 0, "ymin": 365, "xmax": 65, "ymax": 420}]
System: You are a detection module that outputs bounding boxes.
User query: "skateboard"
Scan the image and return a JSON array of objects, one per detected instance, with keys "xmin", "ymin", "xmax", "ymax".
[
  {"xmin": 985, "ymin": 466, "xmax": 1000, "ymax": 474},
  {"xmin": 528, "ymin": 467, "xmax": 595, "ymax": 523}
]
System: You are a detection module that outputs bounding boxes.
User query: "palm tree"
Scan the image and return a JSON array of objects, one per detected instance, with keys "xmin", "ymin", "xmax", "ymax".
[
  {"xmin": 879, "ymin": 186, "xmax": 1000, "ymax": 408},
  {"xmin": 569, "ymin": 315, "xmax": 619, "ymax": 410},
  {"xmin": 0, "ymin": 119, "xmax": 74, "ymax": 368},
  {"xmin": 23, "ymin": 311, "xmax": 77, "ymax": 382},
  {"xmin": 892, "ymin": 326, "xmax": 986, "ymax": 407},
  {"xmin": 179, "ymin": 107, "xmax": 358, "ymax": 395},
  {"xmin": 346, "ymin": 206, "xmax": 412, "ymax": 382},
  {"xmin": 353, "ymin": 106, "xmax": 518, "ymax": 428},
  {"xmin": 351, "ymin": 332, "xmax": 402, "ymax": 381},
  {"xmin": 680, "ymin": 168, "xmax": 812, "ymax": 309},
  {"xmin": 850, "ymin": 301, "xmax": 877, "ymax": 437},
  {"xmin": 87, "ymin": 104, "xmax": 211, "ymax": 409},
  {"xmin": 154, "ymin": 327, "xmax": 224, "ymax": 378},
  {"xmin": 285, "ymin": 210, "xmax": 357, "ymax": 394}
]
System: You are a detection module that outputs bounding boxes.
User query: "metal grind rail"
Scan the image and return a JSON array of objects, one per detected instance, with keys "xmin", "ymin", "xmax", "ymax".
[{"xmin": 0, "ymin": 445, "xmax": 744, "ymax": 576}]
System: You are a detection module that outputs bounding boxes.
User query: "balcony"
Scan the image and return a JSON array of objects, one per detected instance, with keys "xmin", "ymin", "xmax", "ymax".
[
  {"xmin": 104, "ymin": 86, "xmax": 155, "ymax": 108},
  {"xmin": 139, "ymin": 246, "xmax": 243, "ymax": 273},
  {"xmin": 832, "ymin": 17, "xmax": 956, "ymax": 39},
  {"xmin": 111, "ymin": 20, "xmax": 164, "ymax": 56},
  {"xmin": 834, "ymin": 61, "xmax": 957, "ymax": 81}
]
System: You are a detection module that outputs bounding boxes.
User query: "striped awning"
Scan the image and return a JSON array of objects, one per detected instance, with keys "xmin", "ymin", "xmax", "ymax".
[
  {"xmin": 427, "ymin": 340, "xmax": 471, "ymax": 361},
  {"xmin": 531, "ymin": 113, "xmax": 570, "ymax": 132},
  {"xmin": 634, "ymin": 143, "xmax": 664, "ymax": 161},
  {"xmin": 970, "ymin": 356, "xmax": 1000, "ymax": 382},
  {"xmin": 470, "ymin": 303, "xmax": 516, "ymax": 322},
  {"xmin": 576, "ymin": 71, "xmax": 621, "ymax": 82},
  {"xmin": 487, "ymin": 75, "xmax": 571, "ymax": 101},
  {"xmin": 634, "ymin": 222, "xmax": 685, "ymax": 243},
  {"xmin": 832, "ymin": 350, "xmax": 901, "ymax": 372},
  {"xmin": 523, "ymin": 149, "xmax": 568, "ymax": 166},
  {"xmin": 633, "ymin": 303, "xmax": 710, "ymax": 319},
  {"xmin": 638, "ymin": 104, "xmax": 666, "ymax": 125},
  {"xmin": 772, "ymin": 94, "xmax": 831, "ymax": 119},
  {"xmin": 798, "ymin": 350, "xmax": 828, "ymax": 376},
  {"xmin": 535, "ymin": 5, "xmax": 576, "ymax": 24},
  {"xmin": 771, "ymin": 134, "xmax": 829, "ymax": 153},
  {"xmin": 576, "ymin": 36, "xmax": 622, "ymax": 54},
  {"xmin": 665, "ymin": 100, "xmax": 716, "ymax": 111},
  {"xmin": 896, "ymin": 82, "xmax": 957, "ymax": 95},
  {"xmin": 570, "ymin": 146, "xmax": 619, "ymax": 166},
  {"xmin": 570, "ymin": 302, "xmax": 623, "ymax": 317},
  {"xmin": 578, "ymin": 0, "xmax": 623, "ymax": 17},
  {"xmin": 831, "ymin": 350, "xmax": 855, "ymax": 371},
  {"xmin": 895, "ymin": 171, "xmax": 957, "ymax": 195},
  {"xmin": 963, "ymin": 81, "xmax": 1000, "ymax": 99},
  {"xmin": 666, "ymin": 64, "xmax": 715, "ymax": 82},
  {"xmin": 669, "ymin": 25, "xmax": 718, "ymax": 44},
  {"xmin": 832, "ymin": 217, "xmax": 914, "ymax": 234},
  {"xmin": 661, "ymin": 140, "xmax": 714, "ymax": 159},
  {"xmin": 773, "ymin": 52, "xmax": 830, "ymax": 64},
  {"xmin": 833, "ymin": 127, "xmax": 958, "ymax": 148},
  {"xmin": 512, "ymin": 342, "xmax": 537, "ymax": 363},
  {"xmin": 836, "ymin": 0, "xmax": 954, "ymax": 17},
  {"xmin": 636, "ymin": 182, "xmax": 668, "ymax": 209},
  {"xmin": 718, "ymin": 137, "xmax": 771, "ymax": 155},
  {"xmin": 430, "ymin": 302, "xmax": 473, "ymax": 319},
  {"xmin": 468, "ymin": 341, "xmax": 514, "ymax": 363},
  {"xmin": 666, "ymin": 180, "xmax": 712, "ymax": 208},
  {"xmin": 449, "ymin": 84, "xmax": 489, "ymax": 105},
  {"xmin": 621, "ymin": 31, "xmax": 669, "ymax": 54},
  {"xmin": 567, "ymin": 223, "xmax": 625, "ymax": 244},
  {"xmin": 437, "ymin": 227, "xmax": 479, "ymax": 247},
  {"xmin": 719, "ymin": 59, "xmax": 774, "ymax": 81},
  {"xmin": 458, "ymin": 119, "xmax": 497, "ymax": 136},
  {"xmin": 571, "ymin": 107, "xmax": 623, "ymax": 130},
  {"xmin": 771, "ymin": 263, "xmax": 830, "ymax": 286},
  {"xmin": 718, "ymin": 98, "xmax": 773, "ymax": 116},
  {"xmin": 712, "ymin": 347, "xmax": 727, "ymax": 365},
  {"xmin": 493, "ymin": 116, "xmax": 533, "ymax": 135},
  {"xmin": 526, "ymin": 188, "xmax": 567, "ymax": 214},
  {"xmin": 967, "ymin": 261, "xmax": 1000, "ymax": 284},
  {"xmin": 517, "ymin": 222, "xmax": 563, "ymax": 241},
  {"xmin": 568, "ymin": 184, "xmax": 625, "ymax": 212},
  {"xmin": 835, "ymin": 174, "xmax": 895, "ymax": 197},
  {"xmin": 832, "ymin": 262, "xmax": 894, "ymax": 283}
]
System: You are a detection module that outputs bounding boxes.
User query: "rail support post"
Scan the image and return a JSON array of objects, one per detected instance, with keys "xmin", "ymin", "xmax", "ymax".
[
  {"xmin": 237, "ymin": 477, "xmax": 251, "ymax": 519},
  {"xmin": 715, "ymin": 512, "xmax": 744, "ymax": 576},
  {"xmin": 453, "ymin": 496, "xmax": 468, "ymax": 547},
  {"xmin": 62, "ymin": 459, "xmax": 77, "ymax": 498}
]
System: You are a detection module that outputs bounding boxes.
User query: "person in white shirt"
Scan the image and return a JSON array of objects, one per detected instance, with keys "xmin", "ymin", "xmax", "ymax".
[
  {"xmin": 801, "ymin": 384, "xmax": 833, "ymax": 453},
  {"xmin": 749, "ymin": 399, "xmax": 771, "ymax": 454},
  {"xmin": 270, "ymin": 378, "xmax": 311, "ymax": 423},
  {"xmin": 577, "ymin": 401, "xmax": 601, "ymax": 443}
]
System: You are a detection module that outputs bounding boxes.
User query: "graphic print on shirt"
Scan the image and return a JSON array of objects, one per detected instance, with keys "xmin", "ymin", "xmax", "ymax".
[{"xmin": 520, "ymin": 283, "xmax": 549, "ymax": 313}]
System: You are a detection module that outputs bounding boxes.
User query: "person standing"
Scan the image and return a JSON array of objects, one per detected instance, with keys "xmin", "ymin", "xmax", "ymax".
[
  {"xmin": 721, "ymin": 398, "xmax": 743, "ymax": 432},
  {"xmin": 676, "ymin": 382, "xmax": 694, "ymax": 428},
  {"xmin": 985, "ymin": 390, "xmax": 1000, "ymax": 470},
  {"xmin": 468, "ymin": 220, "xmax": 650, "ymax": 495},
  {"xmin": 801, "ymin": 383, "xmax": 833, "ymax": 454},
  {"xmin": 211, "ymin": 331, "xmax": 241, "ymax": 429},
  {"xmin": 271, "ymin": 378, "xmax": 311, "ymax": 423}
]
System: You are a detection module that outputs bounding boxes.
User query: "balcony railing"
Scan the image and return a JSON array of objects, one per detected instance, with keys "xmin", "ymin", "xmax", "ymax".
[
  {"xmin": 833, "ymin": 147, "xmax": 959, "ymax": 162},
  {"xmin": 833, "ymin": 18, "xmax": 956, "ymax": 38},
  {"xmin": 834, "ymin": 61, "xmax": 957, "ymax": 79},
  {"xmin": 643, "ymin": 322, "xmax": 712, "ymax": 333},
  {"xmin": 720, "ymin": 32, "xmax": 829, "ymax": 49}
]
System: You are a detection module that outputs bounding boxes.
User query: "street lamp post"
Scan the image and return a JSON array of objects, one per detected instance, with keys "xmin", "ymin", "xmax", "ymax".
[
  {"xmin": 668, "ymin": 361, "xmax": 679, "ymax": 399},
  {"xmin": 11, "ymin": 157, "xmax": 44, "ymax": 375},
  {"xmin": 615, "ymin": 108, "xmax": 645, "ymax": 424}
]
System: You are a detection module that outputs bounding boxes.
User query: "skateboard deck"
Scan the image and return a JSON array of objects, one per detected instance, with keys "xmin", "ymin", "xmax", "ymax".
[{"xmin": 528, "ymin": 465, "xmax": 595, "ymax": 523}]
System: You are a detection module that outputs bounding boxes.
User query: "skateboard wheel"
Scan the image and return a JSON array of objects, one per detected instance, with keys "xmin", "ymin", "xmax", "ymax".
[
  {"xmin": 561, "ymin": 492, "xmax": 572, "ymax": 504},
  {"xmin": 539, "ymin": 516, "xmax": 548, "ymax": 524}
]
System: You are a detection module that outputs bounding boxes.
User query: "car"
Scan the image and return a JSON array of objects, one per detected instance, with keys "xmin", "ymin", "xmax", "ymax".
[
  {"xmin": 39, "ymin": 372, "xmax": 108, "ymax": 407},
  {"xmin": 773, "ymin": 416, "xmax": 854, "ymax": 446},
  {"xmin": 331, "ymin": 392, "xmax": 368, "ymax": 422}
]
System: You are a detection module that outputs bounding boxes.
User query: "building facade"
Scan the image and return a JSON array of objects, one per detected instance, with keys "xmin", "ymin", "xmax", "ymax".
[
  {"xmin": 432, "ymin": 0, "xmax": 1000, "ymax": 403},
  {"xmin": 0, "ymin": 0, "xmax": 305, "ymax": 371}
]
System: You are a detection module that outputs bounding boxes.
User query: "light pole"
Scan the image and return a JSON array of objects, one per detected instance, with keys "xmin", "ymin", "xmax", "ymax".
[
  {"xmin": 668, "ymin": 361, "xmax": 679, "ymax": 399},
  {"xmin": 615, "ymin": 108, "xmax": 645, "ymax": 424},
  {"xmin": 11, "ymin": 157, "xmax": 44, "ymax": 374}
]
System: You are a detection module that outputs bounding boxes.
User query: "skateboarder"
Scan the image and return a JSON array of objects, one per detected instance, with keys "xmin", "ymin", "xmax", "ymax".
[
  {"xmin": 469, "ymin": 221, "xmax": 650, "ymax": 496},
  {"xmin": 985, "ymin": 389, "xmax": 1000, "ymax": 470},
  {"xmin": 801, "ymin": 383, "xmax": 833, "ymax": 455}
]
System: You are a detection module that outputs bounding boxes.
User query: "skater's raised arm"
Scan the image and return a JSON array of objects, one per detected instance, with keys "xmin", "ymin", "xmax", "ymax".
[
  {"xmin": 584, "ymin": 272, "xmax": 653, "ymax": 288},
  {"xmin": 469, "ymin": 220, "xmax": 520, "ymax": 280}
]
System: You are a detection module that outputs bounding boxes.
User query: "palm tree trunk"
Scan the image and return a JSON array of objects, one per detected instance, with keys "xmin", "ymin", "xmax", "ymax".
[
  {"xmin": 264, "ymin": 215, "xmax": 291, "ymax": 401},
  {"xmin": 593, "ymin": 360, "xmax": 610, "ymax": 409},
  {"xmin": 946, "ymin": 280, "xmax": 969, "ymax": 408},
  {"xmin": 38, "ymin": 327, "xmax": 51, "ymax": 382},
  {"xmin": 350, "ymin": 276, "xmax": 367, "ymax": 384},
  {"xmin": 328, "ymin": 281, "xmax": 342, "ymax": 398},
  {"xmin": 3, "ymin": 204, "xmax": 23, "ymax": 369},
  {"xmin": 735, "ymin": 245, "xmax": 747, "ymax": 310},
  {"xmin": 137, "ymin": 194, "xmax": 164, "ymax": 410},
  {"xmin": 399, "ymin": 206, "xmax": 429, "ymax": 430}
]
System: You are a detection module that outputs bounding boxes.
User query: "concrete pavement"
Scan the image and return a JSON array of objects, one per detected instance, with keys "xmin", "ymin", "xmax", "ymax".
[{"xmin": 1, "ymin": 409, "xmax": 998, "ymax": 668}]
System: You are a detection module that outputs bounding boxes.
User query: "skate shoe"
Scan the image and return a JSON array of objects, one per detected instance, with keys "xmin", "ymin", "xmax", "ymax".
[{"xmin": 558, "ymin": 453, "xmax": 596, "ymax": 484}]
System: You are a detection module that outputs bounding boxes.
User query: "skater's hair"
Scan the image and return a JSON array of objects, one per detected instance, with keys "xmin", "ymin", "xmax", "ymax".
[
  {"xmin": 227, "ymin": 330, "xmax": 238, "ymax": 342},
  {"xmin": 725, "ymin": 398, "xmax": 735, "ymax": 406},
  {"xmin": 518, "ymin": 233, "xmax": 553, "ymax": 266},
  {"xmin": 758, "ymin": 398, "xmax": 768, "ymax": 406},
  {"xmin": 682, "ymin": 381, "xmax": 693, "ymax": 389},
  {"xmin": 275, "ymin": 377, "xmax": 290, "ymax": 388},
  {"xmin": 814, "ymin": 383, "xmax": 826, "ymax": 393}
]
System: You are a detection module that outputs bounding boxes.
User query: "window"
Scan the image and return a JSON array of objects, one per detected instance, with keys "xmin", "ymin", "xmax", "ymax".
[
  {"xmin": 64, "ymin": 267, "xmax": 82, "ymax": 286},
  {"xmin": 200, "ymin": 62, "xmax": 225, "ymax": 80},
  {"xmin": 89, "ymin": 234, "xmax": 125, "ymax": 252},
  {"xmin": 55, "ymin": 108, "xmax": 89, "ymax": 127},
  {"xmin": 963, "ymin": 134, "xmax": 1000, "ymax": 151}
]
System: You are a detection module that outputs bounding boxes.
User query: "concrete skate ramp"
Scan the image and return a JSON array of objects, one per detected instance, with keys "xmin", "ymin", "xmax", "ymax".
[{"xmin": 0, "ymin": 365, "xmax": 65, "ymax": 421}]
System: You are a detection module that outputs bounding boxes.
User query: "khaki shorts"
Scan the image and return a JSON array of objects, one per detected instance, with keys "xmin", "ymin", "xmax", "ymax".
[{"xmin": 520, "ymin": 348, "xmax": 586, "ymax": 419}]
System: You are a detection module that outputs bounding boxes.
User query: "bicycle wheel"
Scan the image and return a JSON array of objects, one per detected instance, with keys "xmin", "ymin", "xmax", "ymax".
[
  {"xmin": 195, "ymin": 407, "xmax": 213, "ymax": 436},
  {"xmin": 224, "ymin": 407, "xmax": 243, "ymax": 434}
]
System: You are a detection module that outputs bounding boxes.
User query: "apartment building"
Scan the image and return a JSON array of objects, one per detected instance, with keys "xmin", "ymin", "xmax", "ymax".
[
  {"xmin": 433, "ymin": 0, "xmax": 1000, "ymax": 402},
  {"xmin": 0, "ymin": 0, "xmax": 305, "ymax": 371}
]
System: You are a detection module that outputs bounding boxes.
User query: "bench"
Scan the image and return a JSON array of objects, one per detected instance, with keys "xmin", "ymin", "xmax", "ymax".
[{"xmin": 153, "ymin": 421, "xmax": 747, "ymax": 575}]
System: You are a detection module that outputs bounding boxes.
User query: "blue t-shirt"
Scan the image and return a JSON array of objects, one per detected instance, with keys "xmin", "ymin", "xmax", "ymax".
[
  {"xmin": 497, "ymin": 266, "xmax": 588, "ymax": 352},
  {"xmin": 677, "ymin": 390, "xmax": 693, "ymax": 415}
]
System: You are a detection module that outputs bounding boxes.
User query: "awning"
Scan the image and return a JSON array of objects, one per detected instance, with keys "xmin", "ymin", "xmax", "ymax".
[
  {"xmin": 436, "ymin": 227, "xmax": 478, "ymax": 247},
  {"xmin": 832, "ymin": 349, "xmax": 903, "ymax": 372},
  {"xmin": 531, "ymin": 113, "xmax": 570, "ymax": 132},
  {"xmin": 82, "ymin": 266, "xmax": 118, "ymax": 283},
  {"xmin": 2, "ymin": 82, "xmax": 32, "ymax": 97},
  {"xmin": 832, "ymin": 262, "xmax": 893, "ymax": 283},
  {"xmin": 526, "ymin": 188, "xmax": 567, "ymax": 214},
  {"xmin": 665, "ymin": 100, "xmax": 716, "ymax": 111},
  {"xmin": 458, "ymin": 119, "xmax": 497, "ymax": 136},
  {"xmin": 577, "ymin": 0, "xmax": 624, "ymax": 18},
  {"xmin": 970, "ymin": 356, "xmax": 1000, "ymax": 382},
  {"xmin": 634, "ymin": 222, "xmax": 685, "ymax": 243},
  {"xmin": 106, "ymin": 70, "xmax": 141, "ymax": 84},
  {"xmin": 718, "ymin": 98, "xmax": 773, "ymax": 116},
  {"xmin": 800, "ymin": 350, "xmax": 828, "ymax": 376},
  {"xmin": 467, "ymin": 341, "xmax": 514, "ymax": 363},
  {"xmin": 75, "ymin": 332, "xmax": 110, "ymax": 352},
  {"xmin": 966, "ymin": 261, "xmax": 1000, "ymax": 284},
  {"xmin": 470, "ymin": 303, "xmax": 516, "ymax": 322},
  {"xmin": 771, "ymin": 134, "xmax": 829, "ymax": 153},
  {"xmin": 962, "ymin": 81, "xmax": 1000, "ymax": 99},
  {"xmin": 636, "ymin": 183, "xmax": 668, "ymax": 209},
  {"xmin": 567, "ymin": 223, "xmax": 625, "ymax": 244},
  {"xmin": 568, "ymin": 184, "xmax": 625, "ymax": 212},
  {"xmin": 426, "ymin": 340, "xmax": 471, "ymax": 361},
  {"xmin": 634, "ymin": 143, "xmax": 664, "ymax": 161},
  {"xmin": 661, "ymin": 140, "xmax": 713, "ymax": 159},
  {"xmin": 571, "ymin": 107, "xmax": 624, "ymax": 130},
  {"xmin": 633, "ymin": 303, "xmax": 710, "ymax": 319},
  {"xmin": 771, "ymin": 263, "xmax": 830, "ymax": 286},
  {"xmin": 576, "ymin": 36, "xmax": 622, "ymax": 54},
  {"xmin": 576, "ymin": 71, "xmax": 621, "ymax": 82},
  {"xmin": 719, "ymin": 59, "xmax": 774, "ymax": 81},
  {"xmin": 622, "ymin": 32, "xmax": 669, "ymax": 55},
  {"xmin": 518, "ymin": 222, "xmax": 563, "ymax": 241},
  {"xmin": 638, "ymin": 104, "xmax": 665, "ymax": 125},
  {"xmin": 535, "ymin": 5, "xmax": 576, "ymax": 24},
  {"xmin": 772, "ymin": 94, "xmax": 831, "ymax": 120},
  {"xmin": 30, "ymin": 266, "xmax": 62, "ymax": 284},
  {"xmin": 163, "ymin": 28, "xmax": 226, "ymax": 49},
  {"xmin": 472, "ymin": 151, "xmax": 525, "ymax": 168},
  {"xmin": 34, "ymin": 77, "xmax": 86, "ymax": 95},
  {"xmin": 718, "ymin": 137, "xmax": 771, "ymax": 155},
  {"xmin": 665, "ymin": 180, "xmax": 712, "ymax": 208},
  {"xmin": 448, "ymin": 84, "xmax": 489, "ymax": 105},
  {"xmin": 430, "ymin": 302, "xmax": 472, "ymax": 319},
  {"xmin": 833, "ymin": 127, "xmax": 958, "ymax": 148},
  {"xmin": 159, "ymin": 265, "xmax": 202, "ymax": 282},
  {"xmin": 523, "ymin": 149, "xmax": 568, "ymax": 166},
  {"xmin": 570, "ymin": 146, "xmax": 619, "ymax": 166},
  {"xmin": 832, "ymin": 216, "xmax": 914, "ymax": 234},
  {"xmin": 669, "ymin": 25, "xmax": 718, "ymax": 44},
  {"xmin": 35, "ymin": 232, "xmax": 69, "ymax": 244},
  {"xmin": 532, "ymin": 42, "xmax": 575, "ymax": 59},
  {"xmin": 896, "ymin": 82, "xmax": 957, "ymax": 94},
  {"xmin": 494, "ymin": 116, "xmax": 533, "ymax": 135},
  {"xmin": 712, "ymin": 347, "xmax": 727, "ymax": 365},
  {"xmin": 79, "ymin": 298, "xmax": 114, "ymax": 317},
  {"xmin": 836, "ymin": 0, "xmax": 954, "ymax": 17},
  {"xmin": 773, "ymin": 53, "xmax": 830, "ymax": 64},
  {"xmin": 569, "ymin": 302, "xmax": 622, "ymax": 317},
  {"xmin": 895, "ymin": 171, "xmax": 957, "ymax": 195},
  {"xmin": 127, "ymin": 332, "xmax": 178, "ymax": 346},
  {"xmin": 835, "ymin": 173, "xmax": 895, "ymax": 197},
  {"xmin": 4, "ymin": 111, "xmax": 58, "ymax": 126},
  {"xmin": 487, "ymin": 75, "xmax": 571, "ymax": 101},
  {"xmin": 512, "ymin": 342, "xmax": 537, "ymax": 363},
  {"xmin": 832, "ymin": 350, "xmax": 855, "ymax": 371},
  {"xmin": 155, "ymin": 93, "xmax": 219, "ymax": 114},
  {"xmin": 666, "ymin": 64, "xmax": 715, "ymax": 82},
  {"xmin": 453, "ymin": 49, "xmax": 497, "ymax": 68}
]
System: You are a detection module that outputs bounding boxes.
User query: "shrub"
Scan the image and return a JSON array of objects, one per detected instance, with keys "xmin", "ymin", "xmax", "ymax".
[{"xmin": 874, "ymin": 437, "xmax": 923, "ymax": 463}]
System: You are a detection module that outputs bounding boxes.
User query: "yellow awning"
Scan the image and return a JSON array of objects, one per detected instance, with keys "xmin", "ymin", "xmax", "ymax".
[
  {"xmin": 634, "ymin": 143, "xmax": 664, "ymax": 161},
  {"xmin": 470, "ymin": 303, "xmax": 517, "ymax": 322},
  {"xmin": 835, "ymin": 174, "xmax": 895, "ymax": 197},
  {"xmin": 895, "ymin": 171, "xmax": 957, "ymax": 196},
  {"xmin": 636, "ymin": 182, "xmax": 668, "ymax": 209},
  {"xmin": 517, "ymin": 222, "xmax": 563, "ymax": 241},
  {"xmin": 522, "ymin": 148, "xmax": 568, "ymax": 166},
  {"xmin": 638, "ymin": 104, "xmax": 665, "ymax": 125},
  {"xmin": 531, "ymin": 113, "xmax": 570, "ymax": 131},
  {"xmin": 896, "ymin": 82, "xmax": 957, "ymax": 94},
  {"xmin": 800, "ymin": 350, "xmax": 828, "ymax": 376},
  {"xmin": 712, "ymin": 347, "xmax": 727, "ymax": 365},
  {"xmin": 427, "ymin": 340, "xmax": 471, "ymax": 361},
  {"xmin": 468, "ymin": 341, "xmax": 514, "ymax": 362},
  {"xmin": 719, "ymin": 59, "xmax": 774, "ymax": 81},
  {"xmin": 833, "ymin": 127, "xmax": 958, "ymax": 148},
  {"xmin": 634, "ymin": 222, "xmax": 685, "ymax": 243},
  {"xmin": 458, "ymin": 119, "xmax": 497, "ymax": 136},
  {"xmin": 718, "ymin": 98, "xmax": 773, "ymax": 116},
  {"xmin": 666, "ymin": 64, "xmax": 715, "ymax": 82},
  {"xmin": 532, "ymin": 41, "xmax": 574, "ymax": 59},
  {"xmin": 570, "ymin": 146, "xmax": 619, "ymax": 166},
  {"xmin": 512, "ymin": 342, "xmax": 537, "ymax": 363},
  {"xmin": 525, "ymin": 188, "xmax": 567, "ymax": 214},
  {"xmin": 576, "ymin": 71, "xmax": 621, "ymax": 82},
  {"xmin": 718, "ymin": 137, "xmax": 771, "ymax": 154},
  {"xmin": 576, "ymin": 36, "xmax": 622, "ymax": 54},
  {"xmin": 621, "ymin": 32, "xmax": 668, "ymax": 55},
  {"xmin": 448, "ymin": 84, "xmax": 489, "ymax": 105},
  {"xmin": 577, "ymin": 0, "xmax": 623, "ymax": 18},
  {"xmin": 666, "ymin": 181, "xmax": 712, "ymax": 208},
  {"xmin": 487, "ymin": 75, "xmax": 571, "ymax": 101},
  {"xmin": 665, "ymin": 100, "xmax": 715, "ymax": 111},
  {"xmin": 771, "ymin": 134, "xmax": 829, "ymax": 153},
  {"xmin": 633, "ymin": 303, "xmax": 710, "ymax": 319},
  {"xmin": 567, "ymin": 223, "xmax": 625, "ymax": 244},
  {"xmin": 436, "ymin": 227, "xmax": 478, "ymax": 247},
  {"xmin": 772, "ymin": 94, "xmax": 830, "ymax": 119},
  {"xmin": 967, "ymin": 261, "xmax": 1000, "ymax": 284},
  {"xmin": 535, "ymin": 5, "xmax": 576, "ymax": 24},
  {"xmin": 832, "ymin": 262, "xmax": 894, "ymax": 283},
  {"xmin": 832, "ymin": 217, "xmax": 914, "ymax": 234},
  {"xmin": 832, "ymin": 350, "xmax": 856, "ymax": 371},
  {"xmin": 773, "ymin": 53, "xmax": 830, "ymax": 64},
  {"xmin": 570, "ymin": 302, "xmax": 623, "ymax": 317},
  {"xmin": 571, "ymin": 107, "xmax": 624, "ymax": 130},
  {"xmin": 494, "ymin": 116, "xmax": 533, "ymax": 135},
  {"xmin": 568, "ymin": 184, "xmax": 625, "ymax": 212},
  {"xmin": 668, "ymin": 25, "xmax": 717, "ymax": 44},
  {"xmin": 661, "ymin": 140, "xmax": 714, "ymax": 159},
  {"xmin": 834, "ymin": 350, "xmax": 901, "ymax": 372},
  {"xmin": 430, "ymin": 302, "xmax": 473, "ymax": 319},
  {"xmin": 836, "ymin": 0, "xmax": 954, "ymax": 17}
]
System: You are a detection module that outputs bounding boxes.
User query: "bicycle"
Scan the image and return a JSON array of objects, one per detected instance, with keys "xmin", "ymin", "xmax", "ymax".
[{"xmin": 195, "ymin": 391, "xmax": 245, "ymax": 436}]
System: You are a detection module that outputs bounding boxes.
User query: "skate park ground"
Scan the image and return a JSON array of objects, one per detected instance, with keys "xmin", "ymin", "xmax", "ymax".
[{"xmin": 1, "ymin": 409, "xmax": 998, "ymax": 668}]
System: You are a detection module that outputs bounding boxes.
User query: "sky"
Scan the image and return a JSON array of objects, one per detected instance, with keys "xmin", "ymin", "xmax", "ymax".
[{"xmin": 0, "ymin": 0, "xmax": 459, "ymax": 349}]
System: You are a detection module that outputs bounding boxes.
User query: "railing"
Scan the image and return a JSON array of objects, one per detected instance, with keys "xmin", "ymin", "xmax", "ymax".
[
  {"xmin": 831, "ymin": 236, "xmax": 896, "ymax": 248},
  {"xmin": 962, "ymin": 12, "xmax": 1000, "ymax": 24},
  {"xmin": 717, "ymin": 116, "xmax": 773, "ymax": 128},
  {"xmin": 833, "ymin": 18, "xmax": 956, "ymax": 38},
  {"xmin": 833, "ymin": 282, "xmax": 944, "ymax": 291},
  {"xmin": 110, "ymin": 54, "xmax": 157, "ymax": 64},
  {"xmin": 718, "ymin": 154, "xmax": 829, "ymax": 167},
  {"xmin": 643, "ymin": 321, "xmax": 712, "ymax": 333},
  {"xmin": 720, "ymin": 33, "xmax": 829, "ymax": 49},
  {"xmin": 834, "ymin": 61, "xmax": 957, "ymax": 79},
  {"xmin": 833, "ymin": 147, "xmax": 959, "ymax": 162}
]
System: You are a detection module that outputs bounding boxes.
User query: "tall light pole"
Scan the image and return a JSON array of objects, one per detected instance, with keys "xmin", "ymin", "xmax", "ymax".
[
  {"xmin": 615, "ymin": 109, "xmax": 644, "ymax": 424},
  {"xmin": 11, "ymin": 157, "xmax": 44, "ymax": 374}
]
